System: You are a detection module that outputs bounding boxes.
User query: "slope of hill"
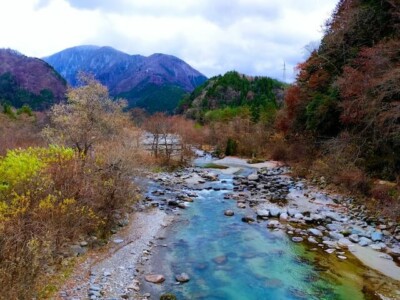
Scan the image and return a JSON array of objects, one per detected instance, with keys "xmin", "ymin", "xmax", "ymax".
[
  {"xmin": 0, "ymin": 49, "xmax": 67, "ymax": 109},
  {"xmin": 178, "ymin": 71, "xmax": 285, "ymax": 123},
  {"xmin": 43, "ymin": 46, "xmax": 207, "ymax": 112},
  {"xmin": 278, "ymin": 0, "xmax": 400, "ymax": 179}
]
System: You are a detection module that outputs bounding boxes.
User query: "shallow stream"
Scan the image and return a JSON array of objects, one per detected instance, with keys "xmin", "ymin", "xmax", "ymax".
[{"xmin": 144, "ymin": 161, "xmax": 399, "ymax": 299}]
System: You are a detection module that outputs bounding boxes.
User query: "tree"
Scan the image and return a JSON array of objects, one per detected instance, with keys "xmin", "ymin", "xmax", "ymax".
[{"xmin": 44, "ymin": 75, "xmax": 126, "ymax": 156}]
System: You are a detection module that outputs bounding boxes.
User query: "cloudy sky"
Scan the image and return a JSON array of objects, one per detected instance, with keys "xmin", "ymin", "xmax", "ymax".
[{"xmin": 0, "ymin": 0, "xmax": 338, "ymax": 82}]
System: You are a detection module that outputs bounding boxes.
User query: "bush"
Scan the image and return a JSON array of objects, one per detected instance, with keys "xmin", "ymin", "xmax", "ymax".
[
  {"xmin": 0, "ymin": 144, "xmax": 139, "ymax": 299},
  {"xmin": 225, "ymin": 138, "xmax": 238, "ymax": 156},
  {"xmin": 17, "ymin": 104, "xmax": 33, "ymax": 116}
]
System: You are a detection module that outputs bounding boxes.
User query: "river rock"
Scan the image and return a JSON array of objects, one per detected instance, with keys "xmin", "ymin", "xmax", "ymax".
[
  {"xmin": 337, "ymin": 255, "xmax": 347, "ymax": 260},
  {"xmin": 326, "ymin": 223, "xmax": 343, "ymax": 231},
  {"xmin": 204, "ymin": 172, "xmax": 218, "ymax": 181},
  {"xmin": 70, "ymin": 245, "xmax": 87, "ymax": 256},
  {"xmin": 248, "ymin": 174, "xmax": 259, "ymax": 181},
  {"xmin": 371, "ymin": 231, "xmax": 383, "ymax": 242},
  {"xmin": 388, "ymin": 247, "xmax": 400, "ymax": 257},
  {"xmin": 325, "ymin": 212, "xmax": 341, "ymax": 221},
  {"xmin": 308, "ymin": 236, "xmax": 318, "ymax": 244},
  {"xmin": 178, "ymin": 203, "xmax": 186, "ymax": 209},
  {"xmin": 224, "ymin": 210, "xmax": 234, "ymax": 216},
  {"xmin": 269, "ymin": 208, "xmax": 281, "ymax": 217},
  {"xmin": 358, "ymin": 237, "xmax": 373, "ymax": 247},
  {"xmin": 294, "ymin": 213, "xmax": 304, "ymax": 219},
  {"xmin": 127, "ymin": 280, "xmax": 140, "ymax": 291},
  {"xmin": 292, "ymin": 237, "xmax": 303, "ymax": 243},
  {"xmin": 237, "ymin": 202, "xmax": 246, "ymax": 209},
  {"xmin": 323, "ymin": 241, "xmax": 337, "ymax": 248},
  {"xmin": 145, "ymin": 274, "xmax": 165, "ymax": 284},
  {"xmin": 329, "ymin": 232, "xmax": 344, "ymax": 241},
  {"xmin": 267, "ymin": 220, "xmax": 280, "ymax": 228},
  {"xmin": 279, "ymin": 212, "xmax": 289, "ymax": 221},
  {"xmin": 308, "ymin": 228, "xmax": 323, "ymax": 237},
  {"xmin": 242, "ymin": 216, "xmax": 255, "ymax": 223},
  {"xmin": 287, "ymin": 208, "xmax": 299, "ymax": 217},
  {"xmin": 256, "ymin": 209, "xmax": 270, "ymax": 218},
  {"xmin": 310, "ymin": 213, "xmax": 325, "ymax": 222},
  {"xmin": 370, "ymin": 243, "xmax": 386, "ymax": 251},
  {"xmin": 213, "ymin": 255, "xmax": 227, "ymax": 264},
  {"xmin": 349, "ymin": 234, "xmax": 360, "ymax": 243},
  {"xmin": 175, "ymin": 273, "xmax": 190, "ymax": 283},
  {"xmin": 338, "ymin": 238, "xmax": 353, "ymax": 249},
  {"xmin": 168, "ymin": 200, "xmax": 179, "ymax": 207}
]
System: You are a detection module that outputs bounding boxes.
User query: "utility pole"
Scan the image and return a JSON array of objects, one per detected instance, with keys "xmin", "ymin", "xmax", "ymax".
[{"xmin": 282, "ymin": 61, "xmax": 286, "ymax": 83}]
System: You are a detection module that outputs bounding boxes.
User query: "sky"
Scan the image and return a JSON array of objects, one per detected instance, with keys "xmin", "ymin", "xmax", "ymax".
[{"xmin": 0, "ymin": 0, "xmax": 338, "ymax": 82}]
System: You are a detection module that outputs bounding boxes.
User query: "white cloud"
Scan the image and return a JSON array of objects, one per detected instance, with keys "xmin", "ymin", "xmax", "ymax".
[{"xmin": 0, "ymin": 0, "xmax": 339, "ymax": 82}]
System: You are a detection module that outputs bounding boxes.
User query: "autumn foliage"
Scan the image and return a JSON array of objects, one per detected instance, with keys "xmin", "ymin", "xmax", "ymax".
[
  {"xmin": 0, "ymin": 78, "xmax": 145, "ymax": 299},
  {"xmin": 279, "ymin": 0, "xmax": 400, "ymax": 180}
]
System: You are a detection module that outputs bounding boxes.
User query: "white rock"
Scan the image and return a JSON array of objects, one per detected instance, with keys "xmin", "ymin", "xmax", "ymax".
[
  {"xmin": 294, "ymin": 213, "xmax": 304, "ymax": 219},
  {"xmin": 329, "ymin": 232, "xmax": 344, "ymax": 241},
  {"xmin": 267, "ymin": 220, "xmax": 281, "ymax": 229},
  {"xmin": 248, "ymin": 174, "xmax": 259, "ymax": 181},
  {"xmin": 269, "ymin": 208, "xmax": 281, "ymax": 217},
  {"xmin": 256, "ymin": 209, "xmax": 270, "ymax": 218},
  {"xmin": 279, "ymin": 212, "xmax": 289, "ymax": 221},
  {"xmin": 308, "ymin": 228, "xmax": 323, "ymax": 237},
  {"xmin": 308, "ymin": 236, "xmax": 318, "ymax": 244},
  {"xmin": 337, "ymin": 238, "xmax": 353, "ymax": 249}
]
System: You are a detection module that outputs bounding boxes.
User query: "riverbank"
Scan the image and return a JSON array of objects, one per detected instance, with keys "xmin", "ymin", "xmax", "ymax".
[
  {"xmin": 139, "ymin": 160, "xmax": 400, "ymax": 299},
  {"xmin": 57, "ymin": 156, "xmax": 400, "ymax": 299},
  {"xmin": 212, "ymin": 157, "xmax": 400, "ymax": 282},
  {"xmin": 57, "ymin": 208, "xmax": 173, "ymax": 299}
]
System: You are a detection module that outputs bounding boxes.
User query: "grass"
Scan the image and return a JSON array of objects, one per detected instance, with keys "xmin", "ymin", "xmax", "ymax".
[{"xmin": 202, "ymin": 163, "xmax": 229, "ymax": 169}]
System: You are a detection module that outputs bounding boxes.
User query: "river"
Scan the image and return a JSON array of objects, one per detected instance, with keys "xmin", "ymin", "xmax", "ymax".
[{"xmin": 140, "ymin": 158, "xmax": 400, "ymax": 299}]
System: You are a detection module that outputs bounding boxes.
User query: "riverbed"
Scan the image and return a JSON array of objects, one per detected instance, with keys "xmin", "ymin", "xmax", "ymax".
[{"xmin": 140, "ymin": 157, "xmax": 400, "ymax": 300}]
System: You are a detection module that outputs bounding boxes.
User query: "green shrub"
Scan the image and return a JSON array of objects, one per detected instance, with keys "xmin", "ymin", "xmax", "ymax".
[
  {"xmin": 225, "ymin": 138, "xmax": 238, "ymax": 156},
  {"xmin": 17, "ymin": 104, "xmax": 33, "ymax": 116}
]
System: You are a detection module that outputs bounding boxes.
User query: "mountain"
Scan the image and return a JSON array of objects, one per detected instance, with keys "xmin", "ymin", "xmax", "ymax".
[
  {"xmin": 178, "ymin": 71, "xmax": 285, "ymax": 123},
  {"xmin": 43, "ymin": 46, "xmax": 207, "ymax": 113},
  {"xmin": 0, "ymin": 49, "xmax": 67, "ymax": 109}
]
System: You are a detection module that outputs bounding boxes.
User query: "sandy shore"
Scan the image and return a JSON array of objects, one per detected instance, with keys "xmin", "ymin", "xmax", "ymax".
[{"xmin": 213, "ymin": 156, "xmax": 283, "ymax": 171}]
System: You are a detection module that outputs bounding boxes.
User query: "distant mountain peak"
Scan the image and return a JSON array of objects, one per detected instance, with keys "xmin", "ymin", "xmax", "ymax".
[{"xmin": 43, "ymin": 45, "xmax": 207, "ymax": 113}]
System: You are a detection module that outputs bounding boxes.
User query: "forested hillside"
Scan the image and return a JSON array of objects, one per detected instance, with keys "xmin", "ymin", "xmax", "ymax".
[
  {"xmin": 278, "ymin": 0, "xmax": 400, "ymax": 180},
  {"xmin": 0, "ymin": 49, "xmax": 67, "ymax": 109},
  {"xmin": 178, "ymin": 71, "xmax": 285, "ymax": 124}
]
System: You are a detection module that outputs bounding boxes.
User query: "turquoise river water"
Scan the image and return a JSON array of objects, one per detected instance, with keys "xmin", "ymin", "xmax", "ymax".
[{"xmin": 146, "ymin": 167, "xmax": 399, "ymax": 299}]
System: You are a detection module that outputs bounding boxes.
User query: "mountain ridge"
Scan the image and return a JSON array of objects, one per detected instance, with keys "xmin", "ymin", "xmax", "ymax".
[
  {"xmin": 43, "ymin": 45, "xmax": 207, "ymax": 112},
  {"xmin": 0, "ymin": 48, "xmax": 67, "ymax": 109}
]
